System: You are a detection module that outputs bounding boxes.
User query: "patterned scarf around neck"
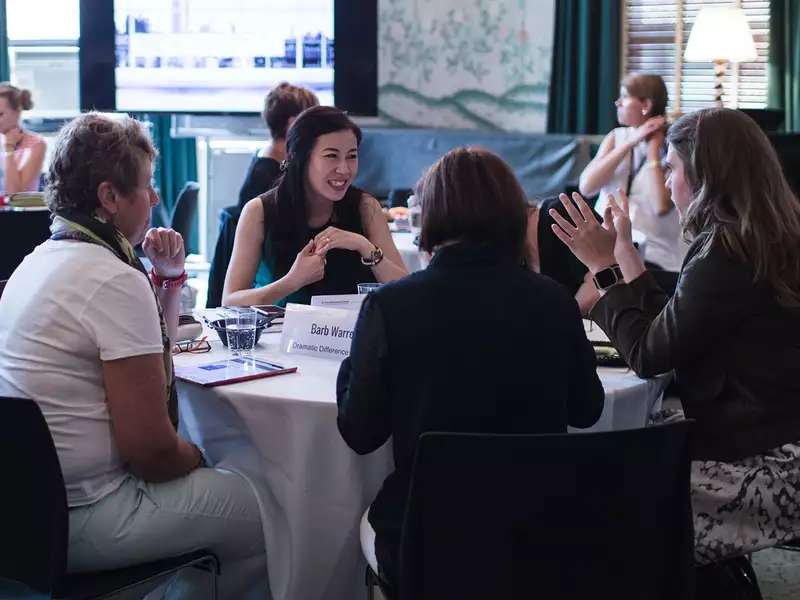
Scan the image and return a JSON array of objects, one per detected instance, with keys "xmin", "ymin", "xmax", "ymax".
[{"xmin": 50, "ymin": 212, "xmax": 179, "ymax": 426}]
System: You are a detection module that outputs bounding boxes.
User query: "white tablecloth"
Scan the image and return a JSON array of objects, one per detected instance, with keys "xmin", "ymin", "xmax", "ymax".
[
  {"xmin": 176, "ymin": 328, "xmax": 669, "ymax": 600},
  {"xmin": 391, "ymin": 230, "xmax": 423, "ymax": 273}
]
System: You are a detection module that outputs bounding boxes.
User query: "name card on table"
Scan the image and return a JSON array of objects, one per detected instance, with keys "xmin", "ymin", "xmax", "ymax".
[
  {"xmin": 310, "ymin": 293, "xmax": 366, "ymax": 311},
  {"xmin": 280, "ymin": 303, "xmax": 359, "ymax": 361}
]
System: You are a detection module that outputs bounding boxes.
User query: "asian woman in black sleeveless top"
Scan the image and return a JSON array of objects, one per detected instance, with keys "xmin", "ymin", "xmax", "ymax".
[{"xmin": 223, "ymin": 106, "xmax": 407, "ymax": 306}]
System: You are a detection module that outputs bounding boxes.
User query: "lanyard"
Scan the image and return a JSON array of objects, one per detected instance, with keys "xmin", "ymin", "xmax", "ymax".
[{"xmin": 626, "ymin": 147, "xmax": 647, "ymax": 196}]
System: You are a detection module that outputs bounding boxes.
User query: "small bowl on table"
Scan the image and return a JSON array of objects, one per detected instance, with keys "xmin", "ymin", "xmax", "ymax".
[{"xmin": 208, "ymin": 315, "xmax": 269, "ymax": 347}]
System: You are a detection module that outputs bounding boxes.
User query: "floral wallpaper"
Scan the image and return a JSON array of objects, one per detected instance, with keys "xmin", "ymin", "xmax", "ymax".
[{"xmin": 378, "ymin": 0, "xmax": 555, "ymax": 132}]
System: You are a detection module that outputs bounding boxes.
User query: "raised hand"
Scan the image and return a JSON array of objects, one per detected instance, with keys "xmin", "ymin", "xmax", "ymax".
[
  {"xmin": 142, "ymin": 227, "xmax": 185, "ymax": 278},
  {"xmin": 607, "ymin": 188, "xmax": 634, "ymax": 257},
  {"xmin": 548, "ymin": 192, "xmax": 617, "ymax": 274},
  {"xmin": 633, "ymin": 116, "xmax": 666, "ymax": 145}
]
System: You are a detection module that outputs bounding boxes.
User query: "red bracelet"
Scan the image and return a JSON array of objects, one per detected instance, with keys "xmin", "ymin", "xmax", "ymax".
[{"xmin": 150, "ymin": 268, "xmax": 188, "ymax": 289}]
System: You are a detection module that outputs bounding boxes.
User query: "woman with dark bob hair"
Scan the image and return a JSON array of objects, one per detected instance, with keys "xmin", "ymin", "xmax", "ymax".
[
  {"xmin": 337, "ymin": 147, "xmax": 605, "ymax": 589},
  {"xmin": 0, "ymin": 113, "xmax": 267, "ymax": 598},
  {"xmin": 224, "ymin": 105, "xmax": 407, "ymax": 306},
  {"xmin": 550, "ymin": 108, "xmax": 800, "ymax": 573}
]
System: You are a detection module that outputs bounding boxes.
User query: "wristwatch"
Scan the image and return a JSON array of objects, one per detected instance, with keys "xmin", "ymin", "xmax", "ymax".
[
  {"xmin": 361, "ymin": 245, "xmax": 384, "ymax": 266},
  {"xmin": 592, "ymin": 264, "xmax": 624, "ymax": 291}
]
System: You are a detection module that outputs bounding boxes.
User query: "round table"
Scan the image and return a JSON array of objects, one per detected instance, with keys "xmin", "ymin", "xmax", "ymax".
[{"xmin": 176, "ymin": 325, "xmax": 669, "ymax": 600}]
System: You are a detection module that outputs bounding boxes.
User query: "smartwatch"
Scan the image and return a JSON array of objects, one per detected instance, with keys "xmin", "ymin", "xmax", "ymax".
[{"xmin": 592, "ymin": 264, "xmax": 624, "ymax": 292}]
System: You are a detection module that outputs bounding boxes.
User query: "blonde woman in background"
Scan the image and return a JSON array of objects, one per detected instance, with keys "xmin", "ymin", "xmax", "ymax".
[
  {"xmin": 0, "ymin": 83, "xmax": 46, "ymax": 193},
  {"xmin": 579, "ymin": 74, "xmax": 685, "ymax": 271}
]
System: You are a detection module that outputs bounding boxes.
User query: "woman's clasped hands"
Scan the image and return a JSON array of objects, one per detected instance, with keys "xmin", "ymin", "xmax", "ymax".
[
  {"xmin": 286, "ymin": 226, "xmax": 374, "ymax": 290},
  {"xmin": 312, "ymin": 226, "xmax": 373, "ymax": 257},
  {"xmin": 548, "ymin": 189, "xmax": 634, "ymax": 274}
]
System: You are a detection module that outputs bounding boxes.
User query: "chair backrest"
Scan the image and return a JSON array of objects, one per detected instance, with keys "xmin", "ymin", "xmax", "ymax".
[
  {"xmin": 0, "ymin": 397, "xmax": 69, "ymax": 595},
  {"xmin": 397, "ymin": 422, "xmax": 695, "ymax": 600},
  {"xmin": 387, "ymin": 188, "xmax": 413, "ymax": 208},
  {"xmin": 170, "ymin": 181, "xmax": 201, "ymax": 255},
  {"xmin": 206, "ymin": 205, "xmax": 241, "ymax": 308}
]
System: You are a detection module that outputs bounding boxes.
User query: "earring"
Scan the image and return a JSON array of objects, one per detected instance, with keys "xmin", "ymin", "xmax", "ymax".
[{"xmin": 642, "ymin": 109, "xmax": 647, "ymax": 116}]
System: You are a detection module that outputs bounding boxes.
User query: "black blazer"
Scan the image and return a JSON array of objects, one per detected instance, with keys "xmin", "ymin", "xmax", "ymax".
[
  {"xmin": 591, "ymin": 232, "xmax": 800, "ymax": 462},
  {"xmin": 337, "ymin": 241, "xmax": 604, "ymax": 585}
]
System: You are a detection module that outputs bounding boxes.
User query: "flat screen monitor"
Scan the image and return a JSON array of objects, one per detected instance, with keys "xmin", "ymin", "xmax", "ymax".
[{"xmin": 79, "ymin": 0, "xmax": 376, "ymax": 116}]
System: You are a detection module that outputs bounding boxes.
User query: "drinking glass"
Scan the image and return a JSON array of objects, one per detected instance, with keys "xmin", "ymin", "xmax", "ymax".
[
  {"xmin": 224, "ymin": 308, "xmax": 257, "ymax": 356},
  {"xmin": 234, "ymin": 308, "xmax": 258, "ymax": 356},
  {"xmin": 223, "ymin": 310, "xmax": 242, "ymax": 355}
]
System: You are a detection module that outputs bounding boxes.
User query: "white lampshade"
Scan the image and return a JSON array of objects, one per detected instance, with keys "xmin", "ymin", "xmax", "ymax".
[{"xmin": 685, "ymin": 6, "xmax": 757, "ymax": 63}]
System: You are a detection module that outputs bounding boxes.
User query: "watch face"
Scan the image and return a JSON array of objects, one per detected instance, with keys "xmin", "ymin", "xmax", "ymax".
[{"xmin": 595, "ymin": 269, "xmax": 617, "ymax": 288}]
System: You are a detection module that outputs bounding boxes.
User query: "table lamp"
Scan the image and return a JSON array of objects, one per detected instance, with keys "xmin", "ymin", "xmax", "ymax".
[{"xmin": 684, "ymin": 5, "xmax": 757, "ymax": 107}]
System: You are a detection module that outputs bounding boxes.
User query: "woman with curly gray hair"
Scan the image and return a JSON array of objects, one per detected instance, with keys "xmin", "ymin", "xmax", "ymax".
[{"xmin": 0, "ymin": 113, "xmax": 268, "ymax": 598}]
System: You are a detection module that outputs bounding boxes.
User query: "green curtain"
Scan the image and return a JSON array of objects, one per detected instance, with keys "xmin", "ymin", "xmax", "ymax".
[
  {"xmin": 768, "ymin": 0, "xmax": 800, "ymax": 133},
  {"xmin": 138, "ymin": 113, "xmax": 199, "ymax": 252},
  {"xmin": 0, "ymin": 0, "xmax": 10, "ymax": 82},
  {"xmin": 547, "ymin": 0, "xmax": 622, "ymax": 134}
]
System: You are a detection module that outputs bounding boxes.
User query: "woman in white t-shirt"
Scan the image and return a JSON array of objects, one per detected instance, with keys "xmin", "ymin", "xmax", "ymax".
[
  {"xmin": 579, "ymin": 73, "xmax": 686, "ymax": 272},
  {"xmin": 0, "ymin": 113, "xmax": 267, "ymax": 599}
]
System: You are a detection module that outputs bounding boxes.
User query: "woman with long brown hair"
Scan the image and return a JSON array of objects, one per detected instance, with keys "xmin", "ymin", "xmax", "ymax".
[
  {"xmin": 224, "ymin": 105, "xmax": 406, "ymax": 306},
  {"xmin": 550, "ymin": 108, "xmax": 800, "ymax": 571}
]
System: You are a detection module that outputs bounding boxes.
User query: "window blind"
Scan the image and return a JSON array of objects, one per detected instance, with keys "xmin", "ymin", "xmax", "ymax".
[{"xmin": 624, "ymin": 0, "xmax": 770, "ymax": 114}]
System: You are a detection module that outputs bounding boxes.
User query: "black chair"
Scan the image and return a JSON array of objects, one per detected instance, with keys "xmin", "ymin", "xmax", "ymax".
[
  {"xmin": 206, "ymin": 205, "xmax": 241, "ymax": 308},
  {"xmin": 368, "ymin": 422, "xmax": 695, "ymax": 600},
  {"xmin": 0, "ymin": 396, "xmax": 219, "ymax": 599},
  {"xmin": 0, "ymin": 207, "xmax": 52, "ymax": 279},
  {"xmin": 171, "ymin": 181, "xmax": 201, "ymax": 255},
  {"xmin": 695, "ymin": 556, "xmax": 763, "ymax": 600}
]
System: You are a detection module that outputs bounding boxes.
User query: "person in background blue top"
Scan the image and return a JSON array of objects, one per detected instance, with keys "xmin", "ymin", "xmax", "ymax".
[{"xmin": 223, "ymin": 106, "xmax": 407, "ymax": 307}]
